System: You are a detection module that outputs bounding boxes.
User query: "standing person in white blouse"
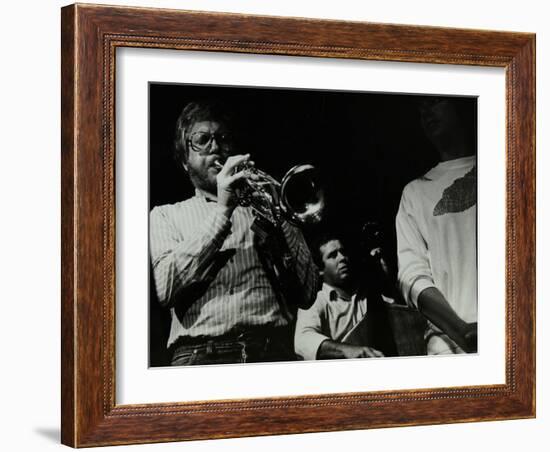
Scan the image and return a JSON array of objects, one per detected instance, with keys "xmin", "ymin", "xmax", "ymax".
[
  {"xmin": 149, "ymin": 101, "xmax": 319, "ymax": 366},
  {"xmin": 396, "ymin": 96, "xmax": 478, "ymax": 355}
]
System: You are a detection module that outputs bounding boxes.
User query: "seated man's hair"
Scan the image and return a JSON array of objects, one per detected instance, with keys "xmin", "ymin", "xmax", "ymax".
[
  {"xmin": 173, "ymin": 100, "xmax": 234, "ymax": 166},
  {"xmin": 311, "ymin": 231, "xmax": 344, "ymax": 269}
]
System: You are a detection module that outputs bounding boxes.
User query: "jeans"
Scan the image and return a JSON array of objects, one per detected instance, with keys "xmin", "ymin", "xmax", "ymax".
[{"xmin": 170, "ymin": 328, "xmax": 295, "ymax": 366}]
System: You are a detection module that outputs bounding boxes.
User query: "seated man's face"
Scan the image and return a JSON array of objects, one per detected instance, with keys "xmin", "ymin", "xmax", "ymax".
[
  {"xmin": 184, "ymin": 120, "xmax": 233, "ymax": 194},
  {"xmin": 320, "ymin": 239, "xmax": 351, "ymax": 288}
]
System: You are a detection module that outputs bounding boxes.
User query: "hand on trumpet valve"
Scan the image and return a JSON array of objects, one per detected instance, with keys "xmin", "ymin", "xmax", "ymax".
[
  {"xmin": 214, "ymin": 158, "xmax": 324, "ymax": 228},
  {"xmin": 215, "ymin": 154, "xmax": 257, "ymax": 214}
]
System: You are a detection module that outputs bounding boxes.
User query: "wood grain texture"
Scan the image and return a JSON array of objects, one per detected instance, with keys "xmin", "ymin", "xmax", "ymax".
[
  {"xmin": 61, "ymin": 3, "xmax": 536, "ymax": 447},
  {"xmin": 60, "ymin": 5, "xmax": 76, "ymax": 446}
]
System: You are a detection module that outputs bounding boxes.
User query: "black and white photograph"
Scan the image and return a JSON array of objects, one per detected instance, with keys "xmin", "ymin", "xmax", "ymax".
[
  {"xmin": 2, "ymin": 0, "xmax": 543, "ymax": 450},
  {"xmin": 148, "ymin": 83, "xmax": 478, "ymax": 367}
]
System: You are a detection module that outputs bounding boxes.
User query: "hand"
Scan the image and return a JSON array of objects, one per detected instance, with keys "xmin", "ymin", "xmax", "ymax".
[
  {"xmin": 418, "ymin": 288, "xmax": 478, "ymax": 354},
  {"xmin": 459, "ymin": 322, "xmax": 478, "ymax": 353},
  {"xmin": 215, "ymin": 154, "xmax": 254, "ymax": 215},
  {"xmin": 341, "ymin": 344, "xmax": 384, "ymax": 359}
]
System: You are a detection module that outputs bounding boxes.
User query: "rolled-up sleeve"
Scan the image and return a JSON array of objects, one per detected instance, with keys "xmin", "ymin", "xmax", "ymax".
[
  {"xmin": 294, "ymin": 295, "xmax": 329, "ymax": 360},
  {"xmin": 281, "ymin": 222, "xmax": 319, "ymax": 308},
  {"xmin": 396, "ymin": 188, "xmax": 436, "ymax": 307},
  {"xmin": 149, "ymin": 205, "xmax": 231, "ymax": 308}
]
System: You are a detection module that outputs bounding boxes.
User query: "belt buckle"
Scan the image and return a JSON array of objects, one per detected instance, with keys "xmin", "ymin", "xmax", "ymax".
[
  {"xmin": 206, "ymin": 340, "xmax": 215, "ymax": 355},
  {"xmin": 236, "ymin": 331, "xmax": 248, "ymax": 341}
]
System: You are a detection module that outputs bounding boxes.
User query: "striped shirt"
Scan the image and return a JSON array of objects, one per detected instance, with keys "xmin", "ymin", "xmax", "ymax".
[{"xmin": 150, "ymin": 189, "xmax": 318, "ymax": 347}]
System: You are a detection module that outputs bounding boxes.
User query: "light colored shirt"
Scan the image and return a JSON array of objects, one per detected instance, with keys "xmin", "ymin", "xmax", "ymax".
[
  {"xmin": 150, "ymin": 189, "xmax": 318, "ymax": 347},
  {"xmin": 294, "ymin": 283, "xmax": 368, "ymax": 360},
  {"xmin": 396, "ymin": 156, "xmax": 477, "ymax": 354}
]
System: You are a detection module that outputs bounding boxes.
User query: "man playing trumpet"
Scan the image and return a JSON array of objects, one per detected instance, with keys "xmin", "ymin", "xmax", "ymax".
[{"xmin": 149, "ymin": 101, "xmax": 319, "ymax": 366}]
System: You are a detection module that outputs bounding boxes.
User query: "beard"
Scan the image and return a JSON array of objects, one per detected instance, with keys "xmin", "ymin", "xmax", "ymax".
[{"xmin": 187, "ymin": 163, "xmax": 217, "ymax": 195}]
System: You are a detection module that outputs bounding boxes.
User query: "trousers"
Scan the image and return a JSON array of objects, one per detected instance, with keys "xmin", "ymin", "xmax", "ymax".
[{"xmin": 170, "ymin": 326, "xmax": 295, "ymax": 366}]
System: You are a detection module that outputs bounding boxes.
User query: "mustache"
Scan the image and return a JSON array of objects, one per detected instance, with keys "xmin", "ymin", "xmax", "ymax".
[{"xmin": 205, "ymin": 154, "xmax": 227, "ymax": 167}]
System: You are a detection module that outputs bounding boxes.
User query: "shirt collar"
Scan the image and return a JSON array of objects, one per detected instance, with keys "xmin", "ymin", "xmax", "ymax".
[
  {"xmin": 194, "ymin": 188, "xmax": 217, "ymax": 203},
  {"xmin": 321, "ymin": 283, "xmax": 353, "ymax": 302}
]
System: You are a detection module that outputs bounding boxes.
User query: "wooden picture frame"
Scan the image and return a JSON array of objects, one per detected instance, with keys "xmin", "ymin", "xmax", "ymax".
[{"xmin": 61, "ymin": 3, "xmax": 535, "ymax": 447}]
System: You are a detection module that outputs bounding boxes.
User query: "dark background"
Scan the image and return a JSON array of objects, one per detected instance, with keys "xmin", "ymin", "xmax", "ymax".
[{"xmin": 148, "ymin": 82, "xmax": 476, "ymax": 366}]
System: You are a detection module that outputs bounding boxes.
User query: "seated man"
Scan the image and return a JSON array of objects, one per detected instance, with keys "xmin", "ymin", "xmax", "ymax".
[{"xmin": 294, "ymin": 234, "xmax": 385, "ymax": 360}]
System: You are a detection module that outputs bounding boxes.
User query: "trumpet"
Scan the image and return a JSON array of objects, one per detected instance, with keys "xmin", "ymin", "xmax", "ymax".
[{"xmin": 214, "ymin": 160, "xmax": 325, "ymax": 229}]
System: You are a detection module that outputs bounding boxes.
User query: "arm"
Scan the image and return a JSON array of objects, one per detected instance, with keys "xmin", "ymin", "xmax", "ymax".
[
  {"xmin": 417, "ymin": 287, "xmax": 478, "ymax": 353},
  {"xmin": 396, "ymin": 189, "xmax": 477, "ymax": 352},
  {"xmin": 294, "ymin": 297, "xmax": 329, "ymax": 360},
  {"xmin": 149, "ymin": 205, "xmax": 232, "ymax": 308},
  {"xmin": 395, "ymin": 190, "xmax": 436, "ymax": 306},
  {"xmin": 294, "ymin": 296, "xmax": 384, "ymax": 360},
  {"xmin": 281, "ymin": 222, "xmax": 320, "ymax": 308},
  {"xmin": 150, "ymin": 154, "xmax": 252, "ymax": 308},
  {"xmin": 317, "ymin": 340, "xmax": 384, "ymax": 359}
]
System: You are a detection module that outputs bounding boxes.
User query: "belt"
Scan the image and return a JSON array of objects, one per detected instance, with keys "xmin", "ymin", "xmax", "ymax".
[
  {"xmin": 170, "ymin": 325, "xmax": 292, "ymax": 350},
  {"xmin": 169, "ymin": 325, "xmax": 294, "ymax": 363}
]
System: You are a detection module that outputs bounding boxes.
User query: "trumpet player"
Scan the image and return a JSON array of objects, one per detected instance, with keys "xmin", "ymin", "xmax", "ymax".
[{"xmin": 149, "ymin": 100, "xmax": 319, "ymax": 366}]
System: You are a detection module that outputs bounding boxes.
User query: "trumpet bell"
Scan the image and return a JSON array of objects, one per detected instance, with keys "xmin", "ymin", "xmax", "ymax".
[{"xmin": 280, "ymin": 164, "xmax": 325, "ymax": 226}]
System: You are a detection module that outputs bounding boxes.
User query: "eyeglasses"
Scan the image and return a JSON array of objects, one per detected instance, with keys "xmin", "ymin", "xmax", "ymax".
[{"xmin": 187, "ymin": 131, "xmax": 234, "ymax": 154}]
